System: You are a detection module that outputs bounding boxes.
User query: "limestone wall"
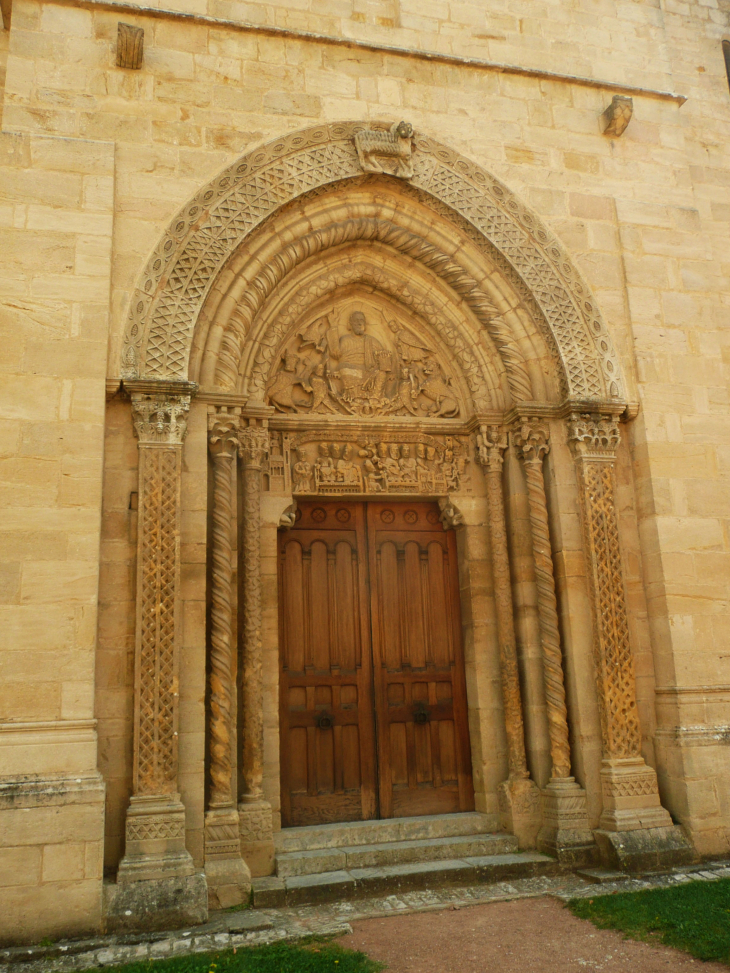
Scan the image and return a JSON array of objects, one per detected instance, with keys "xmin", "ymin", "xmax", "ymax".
[
  {"xmin": 1, "ymin": 0, "xmax": 730, "ymax": 941},
  {"xmin": 0, "ymin": 131, "xmax": 112, "ymax": 941}
]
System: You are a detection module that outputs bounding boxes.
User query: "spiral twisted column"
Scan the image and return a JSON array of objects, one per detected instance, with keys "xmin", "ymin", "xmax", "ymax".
[
  {"xmin": 238, "ymin": 422, "xmax": 270, "ymax": 805},
  {"xmin": 513, "ymin": 420, "xmax": 571, "ymax": 780},
  {"xmin": 204, "ymin": 408, "xmax": 250, "ymax": 909},
  {"xmin": 477, "ymin": 425, "xmax": 529, "ymax": 781},
  {"xmin": 477, "ymin": 424, "xmax": 541, "ymax": 845},
  {"xmin": 207, "ymin": 412, "xmax": 240, "ymax": 808}
]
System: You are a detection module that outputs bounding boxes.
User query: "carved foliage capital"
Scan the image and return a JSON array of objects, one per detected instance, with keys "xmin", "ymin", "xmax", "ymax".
[
  {"xmin": 239, "ymin": 425, "xmax": 270, "ymax": 468},
  {"xmin": 476, "ymin": 424, "xmax": 507, "ymax": 473},
  {"xmin": 568, "ymin": 413, "xmax": 620, "ymax": 461},
  {"xmin": 132, "ymin": 393, "xmax": 191, "ymax": 445},
  {"xmin": 208, "ymin": 412, "xmax": 240, "ymax": 457},
  {"xmin": 513, "ymin": 418, "xmax": 550, "ymax": 463}
]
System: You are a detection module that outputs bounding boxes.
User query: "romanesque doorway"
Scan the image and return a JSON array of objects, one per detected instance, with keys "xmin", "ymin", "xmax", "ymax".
[{"xmin": 278, "ymin": 500, "xmax": 475, "ymax": 827}]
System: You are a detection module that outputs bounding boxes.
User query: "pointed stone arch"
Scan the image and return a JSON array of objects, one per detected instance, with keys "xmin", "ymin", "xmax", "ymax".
[{"xmin": 121, "ymin": 122, "xmax": 625, "ymax": 407}]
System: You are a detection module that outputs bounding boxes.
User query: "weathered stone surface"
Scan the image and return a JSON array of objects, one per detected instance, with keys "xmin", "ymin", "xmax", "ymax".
[
  {"xmin": 593, "ymin": 826, "xmax": 697, "ymax": 873},
  {"xmin": 2, "ymin": 0, "xmax": 730, "ymax": 945},
  {"xmin": 104, "ymin": 873, "xmax": 208, "ymax": 934}
]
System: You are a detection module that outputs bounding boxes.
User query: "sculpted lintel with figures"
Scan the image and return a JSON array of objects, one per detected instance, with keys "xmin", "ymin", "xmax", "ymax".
[
  {"xmin": 261, "ymin": 432, "xmax": 470, "ymax": 496},
  {"xmin": 265, "ymin": 308, "xmax": 461, "ymax": 419}
]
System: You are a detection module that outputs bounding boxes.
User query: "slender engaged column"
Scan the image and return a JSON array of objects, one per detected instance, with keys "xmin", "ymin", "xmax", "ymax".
[
  {"xmin": 204, "ymin": 409, "xmax": 250, "ymax": 909},
  {"xmin": 237, "ymin": 421, "xmax": 275, "ymax": 871},
  {"xmin": 514, "ymin": 418, "xmax": 595, "ymax": 864},
  {"xmin": 111, "ymin": 384, "xmax": 207, "ymax": 932},
  {"xmin": 477, "ymin": 425, "xmax": 540, "ymax": 846},
  {"xmin": 568, "ymin": 413, "xmax": 691, "ymax": 869}
]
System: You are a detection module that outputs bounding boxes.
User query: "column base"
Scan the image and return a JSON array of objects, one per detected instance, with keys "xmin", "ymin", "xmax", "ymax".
[
  {"xmin": 537, "ymin": 777, "xmax": 599, "ymax": 868},
  {"xmin": 204, "ymin": 807, "xmax": 252, "ymax": 910},
  {"xmin": 108, "ymin": 793, "xmax": 208, "ymax": 932},
  {"xmin": 598, "ymin": 757, "xmax": 673, "ymax": 832},
  {"xmin": 117, "ymin": 794, "xmax": 195, "ymax": 884},
  {"xmin": 594, "ymin": 827, "xmax": 696, "ymax": 872},
  {"xmin": 498, "ymin": 776, "xmax": 542, "ymax": 849},
  {"xmin": 239, "ymin": 799, "xmax": 275, "ymax": 877}
]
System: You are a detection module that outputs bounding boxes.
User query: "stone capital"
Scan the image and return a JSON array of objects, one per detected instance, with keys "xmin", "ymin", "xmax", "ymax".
[
  {"xmin": 513, "ymin": 418, "xmax": 550, "ymax": 463},
  {"xmin": 132, "ymin": 392, "xmax": 191, "ymax": 445},
  {"xmin": 476, "ymin": 424, "xmax": 507, "ymax": 473},
  {"xmin": 208, "ymin": 411, "xmax": 240, "ymax": 457},
  {"xmin": 238, "ymin": 425, "xmax": 270, "ymax": 468},
  {"xmin": 568, "ymin": 412, "xmax": 620, "ymax": 461}
]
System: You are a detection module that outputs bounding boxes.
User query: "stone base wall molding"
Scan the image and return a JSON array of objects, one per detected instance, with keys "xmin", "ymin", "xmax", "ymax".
[{"xmin": 112, "ymin": 382, "xmax": 208, "ymax": 931}]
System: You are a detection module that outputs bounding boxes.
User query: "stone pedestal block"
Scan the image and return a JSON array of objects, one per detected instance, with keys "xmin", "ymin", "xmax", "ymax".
[
  {"xmin": 239, "ymin": 800, "xmax": 276, "ymax": 877},
  {"xmin": 498, "ymin": 777, "xmax": 542, "ymax": 849},
  {"xmin": 537, "ymin": 778, "xmax": 599, "ymax": 867},
  {"xmin": 104, "ymin": 873, "xmax": 208, "ymax": 933},
  {"xmin": 594, "ymin": 826, "xmax": 696, "ymax": 873}
]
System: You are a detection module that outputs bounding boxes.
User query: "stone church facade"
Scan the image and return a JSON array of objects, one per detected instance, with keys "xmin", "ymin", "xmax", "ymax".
[{"xmin": 1, "ymin": 0, "xmax": 729, "ymax": 945}]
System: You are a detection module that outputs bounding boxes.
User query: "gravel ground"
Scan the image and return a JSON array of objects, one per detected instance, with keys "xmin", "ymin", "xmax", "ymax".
[{"xmin": 341, "ymin": 897, "xmax": 726, "ymax": 973}]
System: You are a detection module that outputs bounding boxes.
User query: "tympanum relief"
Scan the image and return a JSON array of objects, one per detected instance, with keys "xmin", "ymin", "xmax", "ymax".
[{"xmin": 265, "ymin": 305, "xmax": 460, "ymax": 419}]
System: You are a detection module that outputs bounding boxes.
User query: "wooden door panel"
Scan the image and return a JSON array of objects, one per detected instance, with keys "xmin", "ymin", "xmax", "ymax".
[
  {"xmin": 280, "ymin": 499, "xmax": 473, "ymax": 827},
  {"xmin": 279, "ymin": 502, "xmax": 376, "ymax": 826},
  {"xmin": 368, "ymin": 502, "xmax": 474, "ymax": 819}
]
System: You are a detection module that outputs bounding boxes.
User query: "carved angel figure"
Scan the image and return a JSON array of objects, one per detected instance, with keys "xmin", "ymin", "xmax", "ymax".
[{"xmin": 388, "ymin": 320, "xmax": 433, "ymax": 364}]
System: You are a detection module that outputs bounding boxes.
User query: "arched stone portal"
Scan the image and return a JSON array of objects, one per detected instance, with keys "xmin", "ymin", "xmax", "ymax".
[{"xmin": 110, "ymin": 123, "xmax": 690, "ymax": 925}]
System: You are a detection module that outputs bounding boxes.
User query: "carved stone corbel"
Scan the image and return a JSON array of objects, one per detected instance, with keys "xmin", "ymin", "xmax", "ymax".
[
  {"xmin": 513, "ymin": 418, "xmax": 595, "ymax": 865},
  {"xmin": 438, "ymin": 496, "xmax": 463, "ymax": 529},
  {"xmin": 237, "ymin": 421, "xmax": 275, "ymax": 873},
  {"xmin": 204, "ymin": 409, "xmax": 250, "ymax": 909},
  {"xmin": 569, "ymin": 412, "xmax": 693, "ymax": 869},
  {"xmin": 476, "ymin": 424, "xmax": 541, "ymax": 847},
  {"xmin": 110, "ymin": 384, "xmax": 207, "ymax": 932}
]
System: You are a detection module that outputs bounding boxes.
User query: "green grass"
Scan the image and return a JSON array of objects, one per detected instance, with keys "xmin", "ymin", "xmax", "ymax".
[
  {"xmin": 568, "ymin": 876, "xmax": 730, "ymax": 964},
  {"xmin": 107, "ymin": 939, "xmax": 383, "ymax": 973}
]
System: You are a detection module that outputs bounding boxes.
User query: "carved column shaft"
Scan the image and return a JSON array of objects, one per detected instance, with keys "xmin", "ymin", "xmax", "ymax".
[
  {"xmin": 569, "ymin": 415, "xmax": 641, "ymax": 759},
  {"xmin": 569, "ymin": 413, "xmax": 672, "ymax": 836},
  {"xmin": 119, "ymin": 389, "xmax": 195, "ymax": 884},
  {"xmin": 513, "ymin": 422, "xmax": 571, "ymax": 780},
  {"xmin": 478, "ymin": 427, "xmax": 528, "ymax": 780},
  {"xmin": 239, "ymin": 424, "xmax": 269, "ymax": 804}
]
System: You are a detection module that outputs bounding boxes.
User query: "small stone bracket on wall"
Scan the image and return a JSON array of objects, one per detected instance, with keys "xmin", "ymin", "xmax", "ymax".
[
  {"xmin": 117, "ymin": 23, "xmax": 144, "ymax": 69},
  {"xmin": 601, "ymin": 95, "xmax": 633, "ymax": 137}
]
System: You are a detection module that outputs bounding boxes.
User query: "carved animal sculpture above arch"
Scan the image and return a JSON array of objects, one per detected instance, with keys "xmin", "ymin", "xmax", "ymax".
[{"xmin": 121, "ymin": 122, "xmax": 625, "ymax": 407}]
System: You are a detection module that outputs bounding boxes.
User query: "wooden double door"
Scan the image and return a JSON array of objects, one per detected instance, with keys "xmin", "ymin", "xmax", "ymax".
[{"xmin": 279, "ymin": 501, "xmax": 474, "ymax": 827}]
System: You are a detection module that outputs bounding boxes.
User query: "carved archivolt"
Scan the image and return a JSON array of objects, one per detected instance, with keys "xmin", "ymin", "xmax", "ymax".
[{"xmin": 121, "ymin": 123, "xmax": 624, "ymax": 406}]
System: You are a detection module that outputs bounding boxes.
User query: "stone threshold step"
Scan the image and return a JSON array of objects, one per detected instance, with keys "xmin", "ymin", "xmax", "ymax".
[
  {"xmin": 254, "ymin": 852, "xmax": 560, "ymax": 907},
  {"xmin": 275, "ymin": 811, "xmax": 497, "ymax": 854},
  {"xmin": 276, "ymin": 832, "xmax": 517, "ymax": 877}
]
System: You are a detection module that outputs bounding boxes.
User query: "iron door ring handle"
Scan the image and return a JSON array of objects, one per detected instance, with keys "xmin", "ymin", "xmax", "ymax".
[
  {"xmin": 316, "ymin": 713, "xmax": 333, "ymax": 729},
  {"xmin": 413, "ymin": 707, "xmax": 430, "ymax": 725}
]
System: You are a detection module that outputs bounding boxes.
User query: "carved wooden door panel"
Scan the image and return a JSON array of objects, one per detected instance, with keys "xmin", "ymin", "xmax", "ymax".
[
  {"xmin": 367, "ymin": 502, "xmax": 474, "ymax": 819},
  {"xmin": 278, "ymin": 502, "xmax": 377, "ymax": 827},
  {"xmin": 279, "ymin": 500, "xmax": 473, "ymax": 826}
]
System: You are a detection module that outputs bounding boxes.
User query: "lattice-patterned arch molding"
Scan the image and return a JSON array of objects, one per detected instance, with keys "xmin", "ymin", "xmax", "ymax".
[{"xmin": 121, "ymin": 123, "xmax": 624, "ymax": 406}]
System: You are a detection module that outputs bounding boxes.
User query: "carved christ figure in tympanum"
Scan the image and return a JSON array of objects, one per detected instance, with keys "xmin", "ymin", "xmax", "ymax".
[{"xmin": 327, "ymin": 312, "xmax": 384, "ymax": 394}]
